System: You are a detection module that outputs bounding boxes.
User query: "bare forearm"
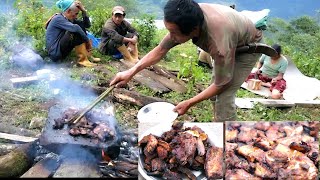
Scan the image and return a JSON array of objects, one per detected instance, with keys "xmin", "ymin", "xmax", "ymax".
[
  {"xmin": 274, "ymin": 73, "xmax": 284, "ymax": 80},
  {"xmin": 188, "ymin": 84, "xmax": 224, "ymax": 106}
]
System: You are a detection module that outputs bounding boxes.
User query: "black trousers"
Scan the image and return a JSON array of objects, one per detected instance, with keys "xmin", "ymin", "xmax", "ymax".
[{"xmin": 59, "ymin": 31, "xmax": 86, "ymax": 59}]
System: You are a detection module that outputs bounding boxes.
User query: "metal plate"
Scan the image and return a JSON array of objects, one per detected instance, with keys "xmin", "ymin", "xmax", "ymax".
[
  {"xmin": 138, "ymin": 122, "xmax": 224, "ymax": 180},
  {"xmin": 137, "ymin": 102, "xmax": 178, "ymax": 123}
]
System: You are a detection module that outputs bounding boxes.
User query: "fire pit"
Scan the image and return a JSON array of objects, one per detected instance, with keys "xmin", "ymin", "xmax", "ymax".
[{"xmin": 39, "ymin": 105, "xmax": 121, "ymax": 156}]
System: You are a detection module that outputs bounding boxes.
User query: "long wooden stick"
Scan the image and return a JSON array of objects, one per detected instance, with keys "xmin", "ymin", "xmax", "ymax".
[{"xmin": 72, "ymin": 85, "xmax": 115, "ymax": 124}]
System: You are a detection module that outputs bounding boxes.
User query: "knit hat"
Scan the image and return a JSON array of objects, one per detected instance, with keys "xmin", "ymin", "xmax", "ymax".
[{"xmin": 56, "ymin": 0, "xmax": 74, "ymax": 12}]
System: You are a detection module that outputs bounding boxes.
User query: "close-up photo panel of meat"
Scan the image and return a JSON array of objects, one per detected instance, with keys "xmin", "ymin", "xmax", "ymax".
[
  {"xmin": 225, "ymin": 121, "xmax": 319, "ymax": 180},
  {"xmin": 138, "ymin": 121, "xmax": 224, "ymax": 180}
]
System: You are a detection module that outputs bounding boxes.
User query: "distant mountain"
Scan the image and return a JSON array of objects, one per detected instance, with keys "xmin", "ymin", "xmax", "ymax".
[
  {"xmin": 138, "ymin": 0, "xmax": 320, "ymax": 20},
  {"xmin": 197, "ymin": 0, "xmax": 320, "ymax": 20}
]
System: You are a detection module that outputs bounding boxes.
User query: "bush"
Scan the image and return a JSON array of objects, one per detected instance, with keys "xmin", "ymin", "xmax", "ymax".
[
  {"xmin": 88, "ymin": 7, "xmax": 112, "ymax": 37},
  {"xmin": 132, "ymin": 14, "xmax": 157, "ymax": 53}
]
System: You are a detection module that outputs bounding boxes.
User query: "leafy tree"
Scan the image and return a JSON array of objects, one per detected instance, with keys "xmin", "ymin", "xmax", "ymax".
[{"xmin": 290, "ymin": 16, "xmax": 319, "ymax": 35}]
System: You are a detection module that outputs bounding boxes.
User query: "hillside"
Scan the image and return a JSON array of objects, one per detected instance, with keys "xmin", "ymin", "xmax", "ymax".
[{"xmin": 137, "ymin": 0, "xmax": 320, "ymax": 20}]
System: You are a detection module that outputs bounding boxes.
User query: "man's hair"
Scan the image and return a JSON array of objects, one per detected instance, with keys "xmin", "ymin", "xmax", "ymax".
[
  {"xmin": 68, "ymin": 2, "xmax": 78, "ymax": 12},
  {"xmin": 272, "ymin": 44, "xmax": 282, "ymax": 55},
  {"xmin": 164, "ymin": 0, "xmax": 204, "ymax": 35}
]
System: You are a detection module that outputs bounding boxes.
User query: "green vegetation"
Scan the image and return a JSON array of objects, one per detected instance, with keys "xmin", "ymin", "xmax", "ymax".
[{"xmin": 0, "ymin": 1, "xmax": 319, "ymax": 127}]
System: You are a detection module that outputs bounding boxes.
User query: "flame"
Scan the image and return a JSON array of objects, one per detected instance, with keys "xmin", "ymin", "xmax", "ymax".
[{"xmin": 101, "ymin": 149, "xmax": 111, "ymax": 162}]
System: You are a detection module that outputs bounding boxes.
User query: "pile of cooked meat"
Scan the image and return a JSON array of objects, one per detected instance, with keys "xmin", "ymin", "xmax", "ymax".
[
  {"xmin": 225, "ymin": 121, "xmax": 319, "ymax": 180},
  {"xmin": 53, "ymin": 107, "xmax": 116, "ymax": 142},
  {"xmin": 139, "ymin": 122, "xmax": 223, "ymax": 180}
]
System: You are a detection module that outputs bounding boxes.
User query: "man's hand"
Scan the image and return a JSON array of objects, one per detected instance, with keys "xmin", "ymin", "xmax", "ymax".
[
  {"xmin": 109, "ymin": 70, "xmax": 134, "ymax": 88},
  {"xmin": 75, "ymin": 1, "xmax": 86, "ymax": 12},
  {"xmin": 271, "ymin": 78, "xmax": 277, "ymax": 84},
  {"xmin": 130, "ymin": 36, "xmax": 138, "ymax": 44},
  {"xmin": 173, "ymin": 100, "xmax": 192, "ymax": 115}
]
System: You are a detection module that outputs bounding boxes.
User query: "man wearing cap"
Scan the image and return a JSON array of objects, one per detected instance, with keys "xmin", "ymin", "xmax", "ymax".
[
  {"xmin": 45, "ymin": 0, "xmax": 100, "ymax": 67},
  {"xmin": 99, "ymin": 6, "xmax": 139, "ymax": 63}
]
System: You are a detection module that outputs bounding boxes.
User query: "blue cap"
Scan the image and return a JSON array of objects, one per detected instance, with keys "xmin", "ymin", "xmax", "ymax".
[{"xmin": 56, "ymin": 0, "xmax": 74, "ymax": 12}]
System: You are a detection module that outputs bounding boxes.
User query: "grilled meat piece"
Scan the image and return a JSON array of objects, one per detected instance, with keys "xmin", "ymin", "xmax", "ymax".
[
  {"xmin": 238, "ymin": 126, "xmax": 258, "ymax": 143},
  {"xmin": 226, "ymin": 128, "xmax": 238, "ymax": 142},
  {"xmin": 289, "ymin": 141, "xmax": 311, "ymax": 153},
  {"xmin": 191, "ymin": 125, "xmax": 205, "ymax": 134},
  {"xmin": 225, "ymin": 150, "xmax": 253, "ymax": 172},
  {"xmin": 265, "ymin": 149, "xmax": 289, "ymax": 170},
  {"xmin": 139, "ymin": 134, "xmax": 158, "ymax": 156},
  {"xmin": 69, "ymin": 127, "xmax": 81, "ymax": 136},
  {"xmin": 178, "ymin": 166, "xmax": 197, "ymax": 180},
  {"xmin": 272, "ymin": 143, "xmax": 318, "ymax": 179},
  {"xmin": 53, "ymin": 118, "xmax": 65, "ymax": 129},
  {"xmin": 237, "ymin": 145, "xmax": 265, "ymax": 163},
  {"xmin": 254, "ymin": 122, "xmax": 271, "ymax": 131},
  {"xmin": 266, "ymin": 124, "xmax": 285, "ymax": 141},
  {"xmin": 162, "ymin": 170, "xmax": 183, "ymax": 180},
  {"xmin": 282, "ymin": 124, "xmax": 303, "ymax": 137},
  {"xmin": 157, "ymin": 140, "xmax": 171, "ymax": 151},
  {"xmin": 191, "ymin": 155, "xmax": 205, "ymax": 170},
  {"xmin": 62, "ymin": 107, "xmax": 78, "ymax": 120},
  {"xmin": 253, "ymin": 137, "xmax": 276, "ymax": 151},
  {"xmin": 225, "ymin": 169, "xmax": 260, "ymax": 180},
  {"xmin": 307, "ymin": 141, "xmax": 319, "ymax": 164},
  {"xmin": 144, "ymin": 152, "xmax": 157, "ymax": 165},
  {"xmin": 205, "ymin": 146, "xmax": 223, "ymax": 179},
  {"xmin": 172, "ymin": 121, "xmax": 184, "ymax": 130},
  {"xmin": 161, "ymin": 129, "xmax": 177, "ymax": 142},
  {"xmin": 157, "ymin": 146, "xmax": 168, "ymax": 160},
  {"xmin": 254, "ymin": 162, "xmax": 276, "ymax": 179},
  {"xmin": 282, "ymin": 156, "xmax": 318, "ymax": 180},
  {"xmin": 151, "ymin": 158, "xmax": 166, "ymax": 172},
  {"xmin": 171, "ymin": 132, "xmax": 197, "ymax": 166},
  {"xmin": 226, "ymin": 142, "xmax": 238, "ymax": 151}
]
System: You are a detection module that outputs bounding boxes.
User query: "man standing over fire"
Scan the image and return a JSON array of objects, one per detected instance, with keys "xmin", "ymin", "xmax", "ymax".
[
  {"xmin": 110, "ymin": 0, "xmax": 276, "ymax": 121},
  {"xmin": 45, "ymin": 0, "xmax": 100, "ymax": 67}
]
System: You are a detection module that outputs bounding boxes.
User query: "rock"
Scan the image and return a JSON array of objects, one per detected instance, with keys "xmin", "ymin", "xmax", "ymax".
[
  {"xmin": 29, "ymin": 117, "xmax": 45, "ymax": 129},
  {"xmin": 11, "ymin": 44, "xmax": 44, "ymax": 71}
]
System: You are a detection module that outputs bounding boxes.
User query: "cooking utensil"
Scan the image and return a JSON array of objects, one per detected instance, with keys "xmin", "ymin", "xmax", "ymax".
[{"xmin": 71, "ymin": 85, "xmax": 115, "ymax": 124}]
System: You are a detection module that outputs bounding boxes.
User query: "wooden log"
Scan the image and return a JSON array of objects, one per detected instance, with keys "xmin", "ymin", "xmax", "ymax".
[
  {"xmin": 0, "ymin": 132, "xmax": 38, "ymax": 143},
  {"xmin": 0, "ymin": 141, "xmax": 36, "ymax": 177},
  {"xmin": 0, "ymin": 122, "xmax": 39, "ymax": 137},
  {"xmin": 10, "ymin": 76, "xmax": 39, "ymax": 88},
  {"xmin": 90, "ymin": 85, "xmax": 171, "ymax": 107},
  {"xmin": 20, "ymin": 156, "xmax": 60, "ymax": 178},
  {"xmin": 148, "ymin": 64, "xmax": 187, "ymax": 87},
  {"xmin": 114, "ymin": 161, "xmax": 138, "ymax": 176},
  {"xmin": 113, "ymin": 88, "xmax": 171, "ymax": 107},
  {"xmin": 0, "ymin": 143, "xmax": 20, "ymax": 156},
  {"xmin": 53, "ymin": 158, "xmax": 101, "ymax": 177},
  {"xmin": 120, "ymin": 60, "xmax": 187, "ymax": 93},
  {"xmin": 107, "ymin": 61, "xmax": 170, "ymax": 93}
]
